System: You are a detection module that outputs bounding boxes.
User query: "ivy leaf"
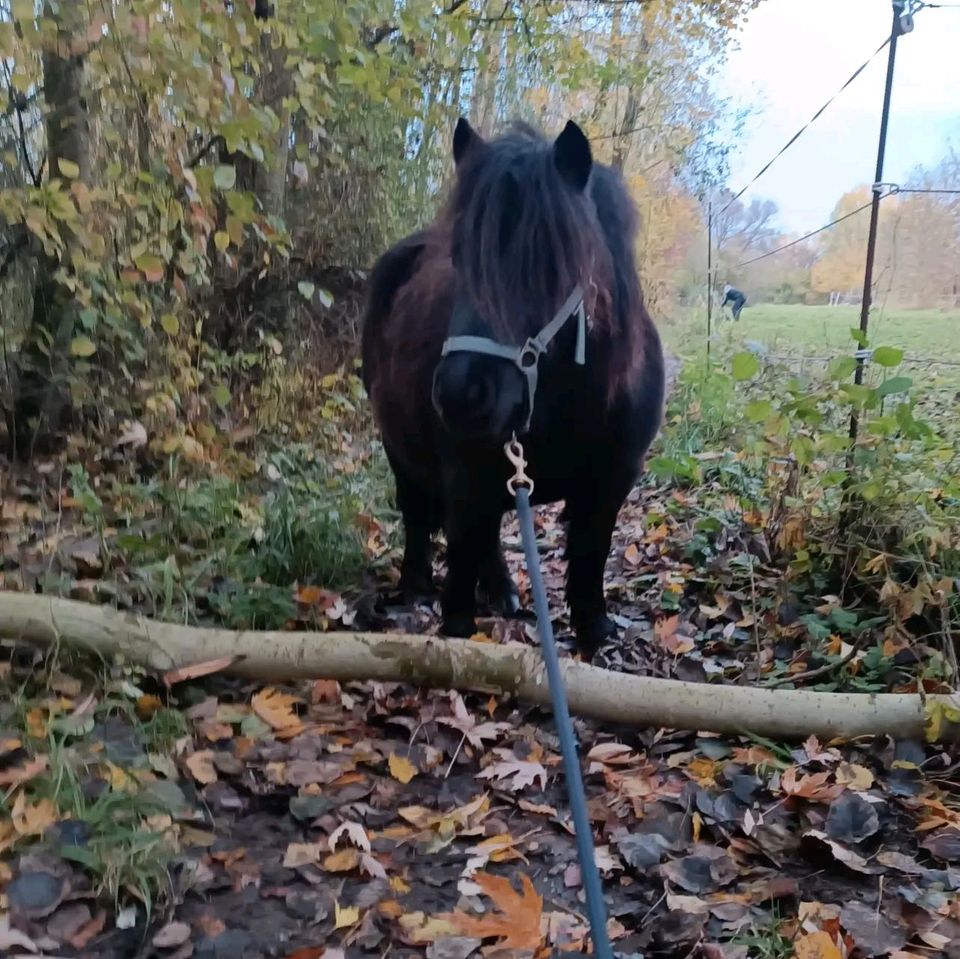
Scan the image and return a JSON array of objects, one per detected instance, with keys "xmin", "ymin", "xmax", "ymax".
[
  {"xmin": 872, "ymin": 346, "xmax": 904, "ymax": 368},
  {"xmin": 317, "ymin": 288, "xmax": 334, "ymax": 308},
  {"xmin": 134, "ymin": 254, "xmax": 165, "ymax": 283},
  {"xmin": 297, "ymin": 280, "xmax": 315, "ymax": 301},
  {"xmin": 160, "ymin": 314, "xmax": 180, "ymax": 336},
  {"xmin": 70, "ymin": 336, "xmax": 96, "ymax": 358},
  {"xmin": 57, "ymin": 158, "xmax": 81, "ymax": 179},
  {"xmin": 214, "ymin": 165, "xmax": 237, "ymax": 190},
  {"xmin": 731, "ymin": 351, "xmax": 759, "ymax": 381},
  {"xmin": 212, "ymin": 383, "xmax": 231, "ymax": 408},
  {"xmin": 745, "ymin": 399, "xmax": 772, "ymax": 422}
]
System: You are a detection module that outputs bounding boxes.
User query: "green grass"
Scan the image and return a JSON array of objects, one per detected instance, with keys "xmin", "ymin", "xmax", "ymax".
[{"xmin": 664, "ymin": 304, "xmax": 960, "ymax": 370}]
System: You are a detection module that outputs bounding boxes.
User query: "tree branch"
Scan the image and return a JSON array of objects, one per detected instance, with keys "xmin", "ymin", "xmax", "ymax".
[
  {"xmin": 187, "ymin": 135, "xmax": 225, "ymax": 168},
  {"xmin": 1, "ymin": 594, "xmax": 957, "ymax": 743}
]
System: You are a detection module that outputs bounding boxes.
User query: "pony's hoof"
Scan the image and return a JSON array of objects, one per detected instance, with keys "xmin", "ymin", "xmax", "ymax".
[
  {"xmin": 574, "ymin": 615, "xmax": 618, "ymax": 662},
  {"xmin": 441, "ymin": 614, "xmax": 477, "ymax": 638},
  {"xmin": 492, "ymin": 590, "xmax": 530, "ymax": 620},
  {"xmin": 508, "ymin": 605, "xmax": 536, "ymax": 623},
  {"xmin": 400, "ymin": 571, "xmax": 436, "ymax": 603}
]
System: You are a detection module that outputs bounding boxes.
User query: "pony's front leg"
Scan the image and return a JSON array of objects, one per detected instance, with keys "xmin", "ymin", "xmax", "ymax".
[
  {"xmin": 565, "ymin": 491, "xmax": 627, "ymax": 661},
  {"xmin": 478, "ymin": 541, "xmax": 523, "ymax": 617},
  {"xmin": 441, "ymin": 500, "xmax": 503, "ymax": 638}
]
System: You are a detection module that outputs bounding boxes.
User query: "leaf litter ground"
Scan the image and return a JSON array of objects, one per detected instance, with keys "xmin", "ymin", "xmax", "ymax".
[{"xmin": 2, "ymin": 458, "xmax": 959, "ymax": 959}]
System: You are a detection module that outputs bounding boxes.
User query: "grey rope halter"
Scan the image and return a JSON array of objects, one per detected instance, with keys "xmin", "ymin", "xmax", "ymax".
[{"xmin": 439, "ymin": 284, "xmax": 587, "ymax": 433}]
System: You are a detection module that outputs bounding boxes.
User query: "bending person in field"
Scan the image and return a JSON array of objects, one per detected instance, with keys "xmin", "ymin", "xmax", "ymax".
[{"xmin": 722, "ymin": 283, "xmax": 747, "ymax": 321}]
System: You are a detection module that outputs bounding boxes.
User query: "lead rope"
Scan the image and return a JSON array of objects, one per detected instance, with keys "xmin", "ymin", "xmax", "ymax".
[{"xmin": 505, "ymin": 435, "xmax": 614, "ymax": 959}]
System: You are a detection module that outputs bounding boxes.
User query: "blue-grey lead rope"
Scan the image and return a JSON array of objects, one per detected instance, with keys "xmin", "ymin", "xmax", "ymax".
[{"xmin": 513, "ymin": 481, "xmax": 613, "ymax": 959}]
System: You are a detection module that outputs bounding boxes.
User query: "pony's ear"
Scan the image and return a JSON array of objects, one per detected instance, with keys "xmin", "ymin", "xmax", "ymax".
[
  {"xmin": 453, "ymin": 117, "xmax": 482, "ymax": 167},
  {"xmin": 554, "ymin": 120, "xmax": 592, "ymax": 192}
]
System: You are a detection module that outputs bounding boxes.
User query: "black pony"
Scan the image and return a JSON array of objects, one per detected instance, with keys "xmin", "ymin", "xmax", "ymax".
[{"xmin": 361, "ymin": 118, "xmax": 665, "ymax": 659}]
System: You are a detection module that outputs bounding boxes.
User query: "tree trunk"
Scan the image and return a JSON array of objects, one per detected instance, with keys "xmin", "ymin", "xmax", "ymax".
[
  {"xmin": 2, "ymin": 594, "xmax": 957, "ymax": 743},
  {"xmin": 208, "ymin": 2, "xmax": 291, "ymax": 348},
  {"xmin": 255, "ymin": 30, "xmax": 293, "ymax": 219},
  {"xmin": 7, "ymin": 2, "xmax": 91, "ymax": 460}
]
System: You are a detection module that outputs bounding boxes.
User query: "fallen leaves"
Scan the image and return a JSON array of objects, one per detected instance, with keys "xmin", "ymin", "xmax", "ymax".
[
  {"xmin": 388, "ymin": 752, "xmax": 418, "ymax": 784},
  {"xmin": 0, "ymin": 753, "xmax": 48, "ymax": 788},
  {"xmin": 163, "ymin": 656, "xmax": 242, "ymax": 686},
  {"xmin": 153, "ymin": 921, "xmax": 192, "ymax": 948},
  {"xmin": 476, "ymin": 748, "xmax": 547, "ymax": 792},
  {"xmin": 252, "ymin": 687, "xmax": 305, "ymax": 736},
  {"xmin": 794, "ymin": 930, "xmax": 843, "ymax": 959},
  {"xmin": 781, "ymin": 765, "xmax": 842, "ymax": 803},
  {"xmin": 825, "ymin": 791, "xmax": 880, "ymax": 844},
  {"xmin": 11, "ymin": 793, "xmax": 58, "ymax": 837},
  {"xmin": 185, "ymin": 749, "xmax": 218, "ymax": 785},
  {"xmin": 447, "ymin": 872, "xmax": 543, "ymax": 952},
  {"xmin": 283, "ymin": 842, "xmax": 323, "ymax": 868}
]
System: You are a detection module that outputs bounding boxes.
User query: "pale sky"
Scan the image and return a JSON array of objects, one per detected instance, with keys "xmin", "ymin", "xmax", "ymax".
[{"xmin": 718, "ymin": 0, "xmax": 960, "ymax": 233}]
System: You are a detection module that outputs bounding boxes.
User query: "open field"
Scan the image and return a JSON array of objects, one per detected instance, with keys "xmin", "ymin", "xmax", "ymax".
[{"xmin": 665, "ymin": 303, "xmax": 960, "ymax": 363}]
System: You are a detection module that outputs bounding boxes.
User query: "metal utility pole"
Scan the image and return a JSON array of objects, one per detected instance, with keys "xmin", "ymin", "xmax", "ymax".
[
  {"xmin": 706, "ymin": 201, "xmax": 713, "ymax": 359},
  {"xmin": 849, "ymin": 0, "xmax": 908, "ymax": 445}
]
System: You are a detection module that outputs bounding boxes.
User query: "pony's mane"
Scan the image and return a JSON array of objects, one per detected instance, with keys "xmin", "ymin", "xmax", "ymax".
[
  {"xmin": 442, "ymin": 122, "xmax": 640, "ymax": 347},
  {"xmin": 364, "ymin": 121, "xmax": 653, "ymax": 421}
]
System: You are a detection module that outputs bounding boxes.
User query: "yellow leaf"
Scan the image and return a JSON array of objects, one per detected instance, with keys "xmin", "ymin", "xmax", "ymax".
[
  {"xmin": 25, "ymin": 707, "xmax": 47, "ymax": 738},
  {"xmin": 107, "ymin": 762, "xmax": 137, "ymax": 792},
  {"xmin": 323, "ymin": 847, "xmax": 360, "ymax": 872},
  {"xmin": 334, "ymin": 902, "xmax": 360, "ymax": 929},
  {"xmin": 925, "ymin": 699, "xmax": 960, "ymax": 743},
  {"xmin": 794, "ymin": 931, "xmax": 843, "ymax": 959},
  {"xmin": 835, "ymin": 762, "xmax": 874, "ymax": 791},
  {"xmin": 388, "ymin": 753, "xmax": 418, "ymax": 784},
  {"xmin": 214, "ymin": 231, "xmax": 230, "ymax": 252},
  {"xmin": 686, "ymin": 756, "xmax": 717, "ymax": 787},
  {"xmin": 12, "ymin": 793, "xmax": 58, "ymax": 836},
  {"xmin": 180, "ymin": 435, "xmax": 204, "ymax": 463},
  {"xmin": 58, "ymin": 158, "xmax": 81, "ymax": 179},
  {"xmin": 70, "ymin": 336, "xmax": 96, "ymax": 358},
  {"xmin": 160, "ymin": 313, "xmax": 180, "ymax": 336},
  {"xmin": 252, "ymin": 687, "xmax": 304, "ymax": 733},
  {"xmin": 398, "ymin": 912, "xmax": 457, "ymax": 943}
]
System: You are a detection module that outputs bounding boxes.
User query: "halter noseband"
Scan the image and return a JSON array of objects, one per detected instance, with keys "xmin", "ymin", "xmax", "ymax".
[{"xmin": 438, "ymin": 284, "xmax": 587, "ymax": 433}]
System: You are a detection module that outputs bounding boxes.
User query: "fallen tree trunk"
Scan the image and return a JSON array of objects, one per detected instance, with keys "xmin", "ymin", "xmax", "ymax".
[{"xmin": 1, "ymin": 593, "xmax": 957, "ymax": 742}]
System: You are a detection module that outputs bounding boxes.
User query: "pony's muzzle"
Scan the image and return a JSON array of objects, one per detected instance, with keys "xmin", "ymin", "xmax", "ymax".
[{"xmin": 432, "ymin": 360, "xmax": 495, "ymax": 433}]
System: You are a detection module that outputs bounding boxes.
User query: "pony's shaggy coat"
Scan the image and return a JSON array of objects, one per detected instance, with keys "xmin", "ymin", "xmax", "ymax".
[{"xmin": 362, "ymin": 120, "xmax": 665, "ymax": 657}]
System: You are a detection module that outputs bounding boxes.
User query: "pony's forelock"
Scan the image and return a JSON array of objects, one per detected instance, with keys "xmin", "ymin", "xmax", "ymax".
[{"xmin": 445, "ymin": 124, "xmax": 610, "ymax": 344}]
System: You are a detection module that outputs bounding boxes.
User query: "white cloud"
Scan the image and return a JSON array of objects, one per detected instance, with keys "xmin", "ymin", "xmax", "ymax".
[{"xmin": 717, "ymin": 0, "xmax": 960, "ymax": 232}]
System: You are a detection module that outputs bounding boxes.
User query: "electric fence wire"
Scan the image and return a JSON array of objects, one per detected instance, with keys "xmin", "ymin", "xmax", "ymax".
[
  {"xmin": 720, "ymin": 35, "xmax": 893, "ymax": 214},
  {"xmin": 734, "ymin": 198, "xmax": 877, "ymax": 268},
  {"xmin": 733, "ymin": 184, "xmax": 960, "ymax": 269}
]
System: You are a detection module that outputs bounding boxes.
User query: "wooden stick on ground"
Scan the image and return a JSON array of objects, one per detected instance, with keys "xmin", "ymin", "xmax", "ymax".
[{"xmin": 1, "ymin": 593, "xmax": 957, "ymax": 743}]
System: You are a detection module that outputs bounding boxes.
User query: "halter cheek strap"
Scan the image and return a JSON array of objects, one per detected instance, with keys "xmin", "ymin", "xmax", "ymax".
[{"xmin": 439, "ymin": 284, "xmax": 587, "ymax": 432}]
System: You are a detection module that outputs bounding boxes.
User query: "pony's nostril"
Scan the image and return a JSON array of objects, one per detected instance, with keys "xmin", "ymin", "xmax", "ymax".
[{"xmin": 466, "ymin": 377, "xmax": 494, "ymax": 414}]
